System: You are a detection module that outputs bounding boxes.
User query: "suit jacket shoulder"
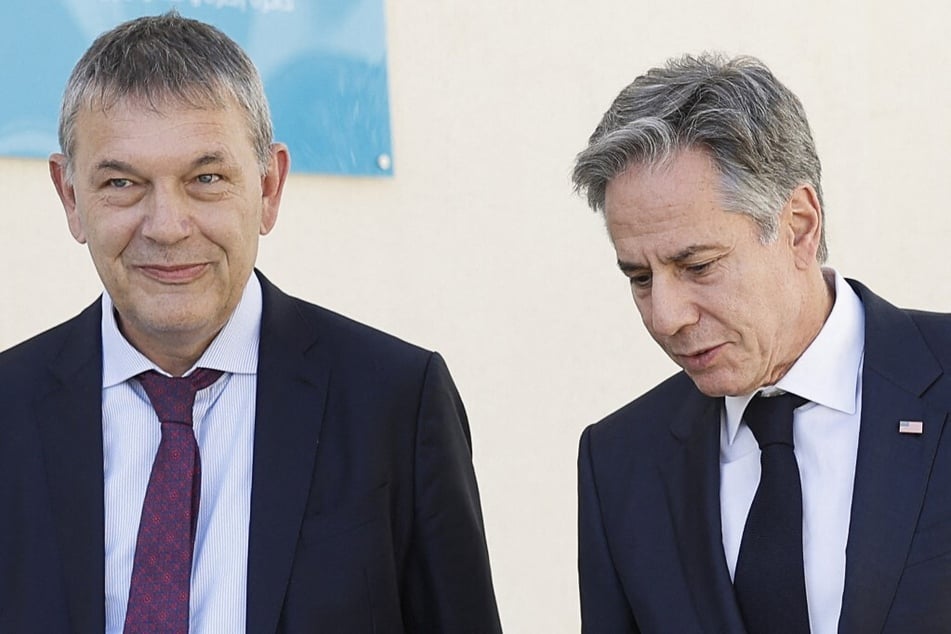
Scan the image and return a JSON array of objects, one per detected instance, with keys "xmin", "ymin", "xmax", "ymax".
[
  {"xmin": 0, "ymin": 298, "xmax": 106, "ymax": 633},
  {"xmin": 250, "ymin": 271, "xmax": 503, "ymax": 633},
  {"xmin": 260, "ymin": 274, "xmax": 433, "ymax": 369},
  {"xmin": 0, "ymin": 299, "xmax": 102, "ymax": 397},
  {"xmin": 903, "ymin": 308, "xmax": 951, "ymax": 365},
  {"xmin": 583, "ymin": 370, "xmax": 703, "ymax": 461}
]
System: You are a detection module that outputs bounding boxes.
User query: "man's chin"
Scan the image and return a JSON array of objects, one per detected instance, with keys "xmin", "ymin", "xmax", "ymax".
[
  {"xmin": 683, "ymin": 369, "xmax": 743, "ymax": 398},
  {"xmin": 117, "ymin": 301, "xmax": 222, "ymax": 340}
]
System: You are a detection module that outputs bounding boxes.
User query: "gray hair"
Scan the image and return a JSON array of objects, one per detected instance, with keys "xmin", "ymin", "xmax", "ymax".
[
  {"xmin": 572, "ymin": 53, "xmax": 827, "ymax": 262},
  {"xmin": 58, "ymin": 11, "xmax": 273, "ymax": 179}
]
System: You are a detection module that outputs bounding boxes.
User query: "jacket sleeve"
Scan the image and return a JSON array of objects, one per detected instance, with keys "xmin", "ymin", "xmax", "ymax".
[
  {"xmin": 400, "ymin": 352, "xmax": 503, "ymax": 633},
  {"xmin": 579, "ymin": 426, "xmax": 639, "ymax": 633}
]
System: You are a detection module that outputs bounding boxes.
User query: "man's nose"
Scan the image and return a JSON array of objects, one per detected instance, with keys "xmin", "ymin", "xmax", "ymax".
[
  {"xmin": 140, "ymin": 184, "xmax": 192, "ymax": 244},
  {"xmin": 646, "ymin": 277, "xmax": 699, "ymax": 337}
]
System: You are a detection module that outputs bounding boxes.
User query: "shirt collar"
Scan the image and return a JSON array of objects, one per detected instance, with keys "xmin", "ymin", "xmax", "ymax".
[
  {"xmin": 723, "ymin": 269, "xmax": 865, "ymax": 444},
  {"xmin": 101, "ymin": 273, "xmax": 262, "ymax": 387}
]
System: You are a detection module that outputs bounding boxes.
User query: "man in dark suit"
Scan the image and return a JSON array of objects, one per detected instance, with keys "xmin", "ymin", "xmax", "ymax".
[
  {"xmin": 571, "ymin": 54, "xmax": 951, "ymax": 633},
  {"xmin": 0, "ymin": 12, "xmax": 501, "ymax": 633}
]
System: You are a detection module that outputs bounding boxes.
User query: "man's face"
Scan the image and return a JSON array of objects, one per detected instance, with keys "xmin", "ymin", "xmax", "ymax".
[
  {"xmin": 604, "ymin": 148, "xmax": 815, "ymax": 397},
  {"xmin": 49, "ymin": 98, "xmax": 288, "ymax": 370}
]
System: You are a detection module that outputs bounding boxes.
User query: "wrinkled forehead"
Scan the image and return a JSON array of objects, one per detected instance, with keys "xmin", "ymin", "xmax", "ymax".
[
  {"xmin": 69, "ymin": 89, "xmax": 251, "ymax": 154},
  {"xmin": 606, "ymin": 149, "xmax": 724, "ymax": 210},
  {"xmin": 66, "ymin": 97, "xmax": 258, "ymax": 177},
  {"xmin": 77, "ymin": 79, "xmax": 234, "ymax": 115},
  {"xmin": 605, "ymin": 147, "xmax": 721, "ymax": 196}
]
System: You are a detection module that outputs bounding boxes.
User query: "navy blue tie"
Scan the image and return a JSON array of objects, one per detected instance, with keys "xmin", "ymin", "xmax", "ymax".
[{"xmin": 734, "ymin": 392, "xmax": 810, "ymax": 634}]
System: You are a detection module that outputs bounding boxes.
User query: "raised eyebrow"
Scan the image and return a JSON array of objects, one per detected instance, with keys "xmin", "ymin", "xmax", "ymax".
[
  {"xmin": 94, "ymin": 159, "xmax": 136, "ymax": 174},
  {"xmin": 617, "ymin": 245, "xmax": 722, "ymax": 273},
  {"xmin": 617, "ymin": 259, "xmax": 648, "ymax": 275},
  {"xmin": 89, "ymin": 160, "xmax": 140, "ymax": 186},
  {"xmin": 191, "ymin": 152, "xmax": 230, "ymax": 170},
  {"xmin": 667, "ymin": 246, "xmax": 705, "ymax": 263},
  {"xmin": 94, "ymin": 153, "xmax": 228, "ymax": 173},
  {"xmin": 665, "ymin": 245, "xmax": 725, "ymax": 264}
]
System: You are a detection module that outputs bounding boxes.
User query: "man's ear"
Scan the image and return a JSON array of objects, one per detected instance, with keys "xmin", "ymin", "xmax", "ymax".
[
  {"xmin": 785, "ymin": 184, "xmax": 822, "ymax": 268},
  {"xmin": 259, "ymin": 143, "xmax": 290, "ymax": 235},
  {"xmin": 49, "ymin": 153, "xmax": 87, "ymax": 244}
]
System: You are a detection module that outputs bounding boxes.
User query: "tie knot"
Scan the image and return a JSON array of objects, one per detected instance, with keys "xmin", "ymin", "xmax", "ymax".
[
  {"xmin": 743, "ymin": 391, "xmax": 807, "ymax": 449},
  {"xmin": 136, "ymin": 368, "xmax": 223, "ymax": 425}
]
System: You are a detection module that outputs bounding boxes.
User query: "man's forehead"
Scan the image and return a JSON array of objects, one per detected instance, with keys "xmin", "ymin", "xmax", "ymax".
[
  {"xmin": 605, "ymin": 149, "xmax": 744, "ymax": 233},
  {"xmin": 80, "ymin": 81, "xmax": 233, "ymax": 112},
  {"xmin": 76, "ymin": 93, "xmax": 237, "ymax": 123},
  {"xmin": 606, "ymin": 200, "xmax": 749, "ymax": 269},
  {"xmin": 605, "ymin": 151, "xmax": 723, "ymax": 207},
  {"xmin": 70, "ymin": 100, "xmax": 249, "ymax": 172}
]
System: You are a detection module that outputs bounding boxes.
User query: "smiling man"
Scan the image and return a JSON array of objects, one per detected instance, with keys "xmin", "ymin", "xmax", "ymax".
[
  {"xmin": 0, "ymin": 12, "xmax": 501, "ymax": 633},
  {"xmin": 572, "ymin": 55, "xmax": 951, "ymax": 633}
]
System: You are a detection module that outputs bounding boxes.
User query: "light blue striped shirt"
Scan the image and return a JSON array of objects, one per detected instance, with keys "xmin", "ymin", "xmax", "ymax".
[{"xmin": 102, "ymin": 274, "xmax": 261, "ymax": 633}]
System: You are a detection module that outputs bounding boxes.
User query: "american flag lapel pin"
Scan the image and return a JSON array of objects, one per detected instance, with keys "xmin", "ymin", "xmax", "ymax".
[{"xmin": 899, "ymin": 420, "xmax": 924, "ymax": 435}]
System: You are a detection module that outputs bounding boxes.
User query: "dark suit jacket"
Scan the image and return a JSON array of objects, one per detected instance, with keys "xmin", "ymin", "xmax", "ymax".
[
  {"xmin": 0, "ymin": 272, "xmax": 502, "ymax": 633},
  {"xmin": 578, "ymin": 280, "xmax": 951, "ymax": 633}
]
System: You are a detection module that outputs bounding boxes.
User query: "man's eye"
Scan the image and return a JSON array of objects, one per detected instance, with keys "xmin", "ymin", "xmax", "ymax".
[
  {"xmin": 686, "ymin": 260, "xmax": 715, "ymax": 275},
  {"xmin": 109, "ymin": 178, "xmax": 133, "ymax": 188},
  {"xmin": 196, "ymin": 173, "xmax": 221, "ymax": 184},
  {"xmin": 630, "ymin": 274, "xmax": 652, "ymax": 288}
]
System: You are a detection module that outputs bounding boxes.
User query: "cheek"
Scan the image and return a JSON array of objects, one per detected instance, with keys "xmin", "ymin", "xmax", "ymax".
[
  {"xmin": 75, "ymin": 196, "xmax": 140, "ymax": 253},
  {"xmin": 213, "ymin": 201, "xmax": 259, "ymax": 235},
  {"xmin": 84, "ymin": 219, "xmax": 137, "ymax": 258},
  {"xmin": 200, "ymin": 217, "xmax": 261, "ymax": 269},
  {"xmin": 726, "ymin": 304, "xmax": 777, "ymax": 357}
]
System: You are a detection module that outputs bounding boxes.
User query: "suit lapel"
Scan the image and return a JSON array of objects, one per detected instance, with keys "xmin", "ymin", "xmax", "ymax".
[
  {"xmin": 246, "ymin": 273, "xmax": 330, "ymax": 634},
  {"xmin": 34, "ymin": 300, "xmax": 106, "ymax": 633},
  {"xmin": 660, "ymin": 387, "xmax": 747, "ymax": 634},
  {"xmin": 838, "ymin": 281, "xmax": 947, "ymax": 633}
]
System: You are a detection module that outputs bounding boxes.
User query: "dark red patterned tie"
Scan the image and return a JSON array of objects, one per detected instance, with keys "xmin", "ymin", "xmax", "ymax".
[{"xmin": 123, "ymin": 368, "xmax": 222, "ymax": 634}]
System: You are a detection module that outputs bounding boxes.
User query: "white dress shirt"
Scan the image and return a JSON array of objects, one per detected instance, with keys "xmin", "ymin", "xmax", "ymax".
[
  {"xmin": 102, "ymin": 274, "xmax": 261, "ymax": 633},
  {"xmin": 720, "ymin": 270, "xmax": 865, "ymax": 634}
]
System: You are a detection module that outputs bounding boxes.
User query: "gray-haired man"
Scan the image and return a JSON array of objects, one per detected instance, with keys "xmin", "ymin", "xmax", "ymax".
[
  {"xmin": 0, "ymin": 12, "xmax": 501, "ymax": 633},
  {"xmin": 574, "ymin": 54, "xmax": 951, "ymax": 633}
]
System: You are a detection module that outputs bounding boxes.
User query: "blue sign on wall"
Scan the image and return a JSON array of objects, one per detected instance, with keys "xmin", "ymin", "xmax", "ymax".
[{"xmin": 0, "ymin": 0, "xmax": 393, "ymax": 176}]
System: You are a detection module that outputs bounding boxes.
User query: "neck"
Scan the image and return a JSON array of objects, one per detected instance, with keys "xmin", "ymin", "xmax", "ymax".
[
  {"xmin": 759, "ymin": 266, "xmax": 835, "ymax": 390},
  {"xmin": 785, "ymin": 267, "xmax": 836, "ymax": 378},
  {"xmin": 117, "ymin": 318, "xmax": 222, "ymax": 376}
]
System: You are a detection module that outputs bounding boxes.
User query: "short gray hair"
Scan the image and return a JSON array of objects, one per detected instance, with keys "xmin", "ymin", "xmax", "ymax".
[
  {"xmin": 572, "ymin": 53, "xmax": 827, "ymax": 262},
  {"xmin": 58, "ymin": 11, "xmax": 273, "ymax": 179}
]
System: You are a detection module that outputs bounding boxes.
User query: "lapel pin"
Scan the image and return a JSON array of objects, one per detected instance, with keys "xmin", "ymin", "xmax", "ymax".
[{"xmin": 899, "ymin": 420, "xmax": 924, "ymax": 435}]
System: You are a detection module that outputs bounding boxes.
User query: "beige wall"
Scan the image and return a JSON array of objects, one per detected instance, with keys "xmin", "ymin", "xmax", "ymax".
[{"xmin": 3, "ymin": 1, "xmax": 951, "ymax": 631}]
